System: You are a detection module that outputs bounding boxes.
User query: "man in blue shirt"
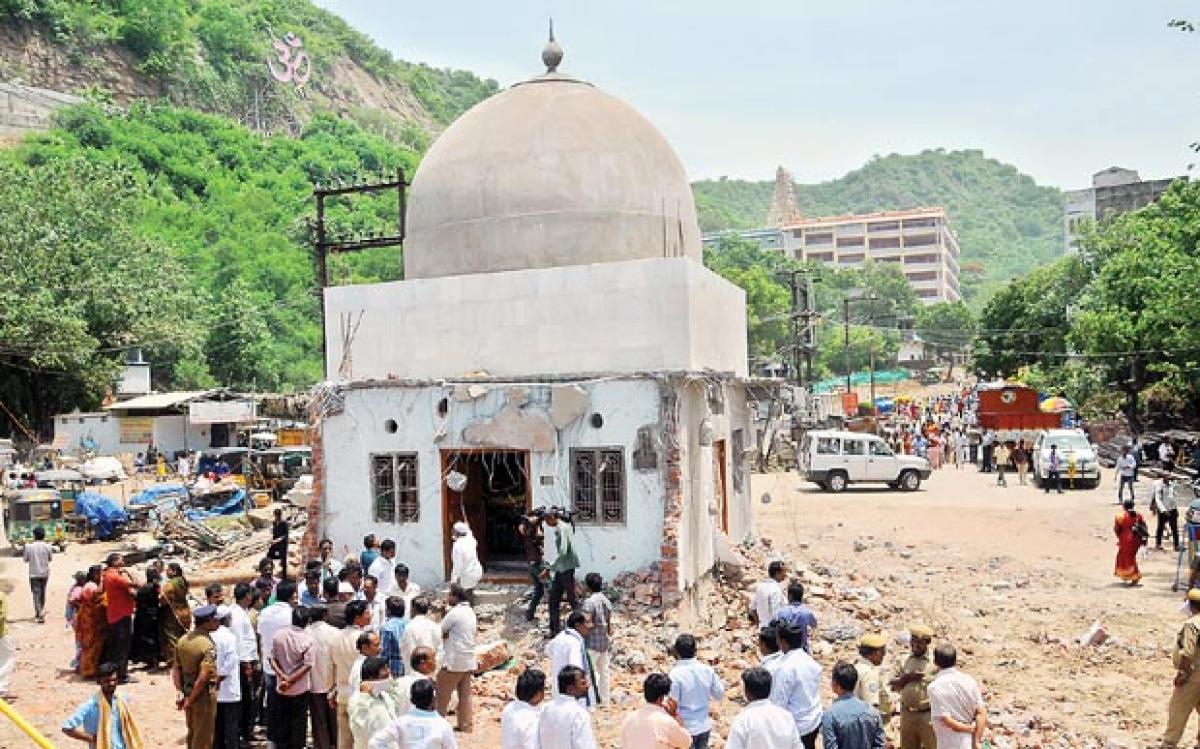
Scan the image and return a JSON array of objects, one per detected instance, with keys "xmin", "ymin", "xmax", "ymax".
[
  {"xmin": 772, "ymin": 582, "xmax": 819, "ymax": 653},
  {"xmin": 668, "ymin": 634, "xmax": 726, "ymax": 749},
  {"xmin": 821, "ymin": 661, "xmax": 885, "ymax": 749},
  {"xmin": 63, "ymin": 661, "xmax": 145, "ymax": 748},
  {"xmin": 378, "ymin": 596, "xmax": 408, "ymax": 676}
]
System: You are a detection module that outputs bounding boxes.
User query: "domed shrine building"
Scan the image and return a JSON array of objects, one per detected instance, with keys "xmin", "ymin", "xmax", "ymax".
[{"xmin": 313, "ymin": 39, "xmax": 753, "ymax": 607}]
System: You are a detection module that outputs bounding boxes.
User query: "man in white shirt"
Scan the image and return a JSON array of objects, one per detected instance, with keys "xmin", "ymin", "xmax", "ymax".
[
  {"xmin": 308, "ymin": 605, "xmax": 340, "ymax": 749},
  {"xmin": 545, "ymin": 611, "xmax": 596, "ymax": 705},
  {"xmin": 751, "ymin": 561, "xmax": 787, "ymax": 626},
  {"xmin": 538, "ymin": 665, "xmax": 597, "ymax": 749},
  {"xmin": 362, "ymin": 575, "xmax": 386, "ymax": 631},
  {"xmin": 758, "ymin": 625, "xmax": 784, "ymax": 674},
  {"xmin": 1117, "ymin": 446, "xmax": 1137, "ymax": 504},
  {"xmin": 501, "ymin": 668, "xmax": 546, "ymax": 749},
  {"xmin": 769, "ymin": 623, "xmax": 823, "ymax": 748},
  {"xmin": 393, "ymin": 563, "xmax": 422, "ymax": 613},
  {"xmin": 727, "ymin": 667, "xmax": 802, "ymax": 749},
  {"xmin": 22, "ymin": 526, "xmax": 52, "ymax": 624},
  {"xmin": 668, "ymin": 634, "xmax": 725, "ymax": 749},
  {"xmin": 436, "ymin": 584, "xmax": 478, "ymax": 732},
  {"xmin": 331, "ymin": 600, "xmax": 372, "ymax": 749},
  {"xmin": 394, "ymin": 646, "xmax": 436, "ymax": 716},
  {"xmin": 229, "ymin": 584, "xmax": 261, "ymax": 744},
  {"xmin": 927, "ymin": 644, "xmax": 985, "ymax": 749},
  {"xmin": 450, "ymin": 522, "xmax": 484, "ymax": 604},
  {"xmin": 257, "ymin": 580, "xmax": 298, "ymax": 741},
  {"xmin": 1152, "ymin": 475, "xmax": 1182, "ymax": 551},
  {"xmin": 401, "ymin": 597, "xmax": 442, "ymax": 671},
  {"xmin": 367, "ymin": 540, "xmax": 397, "ymax": 598},
  {"xmin": 211, "ymin": 606, "xmax": 242, "ymax": 749},
  {"xmin": 368, "ymin": 679, "xmax": 458, "ymax": 749}
]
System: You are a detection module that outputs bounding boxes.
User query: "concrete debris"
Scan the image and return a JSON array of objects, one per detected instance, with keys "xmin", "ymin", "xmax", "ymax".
[
  {"xmin": 1079, "ymin": 619, "xmax": 1109, "ymax": 648},
  {"xmin": 549, "ymin": 385, "xmax": 589, "ymax": 429},
  {"xmin": 451, "ymin": 383, "xmax": 490, "ymax": 402},
  {"xmin": 463, "ymin": 402, "xmax": 556, "ymax": 452}
]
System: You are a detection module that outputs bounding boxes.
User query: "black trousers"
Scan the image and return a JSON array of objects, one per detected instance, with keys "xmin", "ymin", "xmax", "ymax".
[
  {"xmin": 548, "ymin": 569, "xmax": 578, "ymax": 634},
  {"xmin": 1045, "ymin": 470, "xmax": 1063, "ymax": 493},
  {"xmin": 103, "ymin": 616, "xmax": 132, "ymax": 680},
  {"xmin": 239, "ymin": 662, "xmax": 259, "ymax": 740},
  {"xmin": 263, "ymin": 673, "xmax": 278, "ymax": 738},
  {"xmin": 526, "ymin": 563, "xmax": 545, "ymax": 621},
  {"xmin": 1157, "ymin": 509, "xmax": 1181, "ymax": 549},
  {"xmin": 310, "ymin": 692, "xmax": 337, "ymax": 749},
  {"xmin": 274, "ymin": 692, "xmax": 310, "ymax": 749},
  {"xmin": 1118, "ymin": 476, "xmax": 1136, "ymax": 501},
  {"xmin": 29, "ymin": 576, "xmax": 47, "ymax": 619},
  {"xmin": 214, "ymin": 700, "xmax": 241, "ymax": 749}
]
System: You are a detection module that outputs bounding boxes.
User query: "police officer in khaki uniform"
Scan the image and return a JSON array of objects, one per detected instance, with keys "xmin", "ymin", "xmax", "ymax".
[
  {"xmin": 854, "ymin": 633, "xmax": 893, "ymax": 722},
  {"xmin": 174, "ymin": 604, "xmax": 220, "ymax": 749},
  {"xmin": 1164, "ymin": 589, "xmax": 1200, "ymax": 747},
  {"xmin": 888, "ymin": 624, "xmax": 937, "ymax": 749}
]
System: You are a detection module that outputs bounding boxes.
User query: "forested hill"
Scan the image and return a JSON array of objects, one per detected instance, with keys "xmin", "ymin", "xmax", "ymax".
[
  {"xmin": 693, "ymin": 149, "xmax": 1065, "ymax": 302},
  {"xmin": 0, "ymin": 0, "xmax": 497, "ymax": 140}
]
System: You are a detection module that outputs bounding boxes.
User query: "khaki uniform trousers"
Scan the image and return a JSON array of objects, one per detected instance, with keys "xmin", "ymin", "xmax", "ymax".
[
  {"xmin": 899, "ymin": 709, "xmax": 937, "ymax": 749},
  {"xmin": 1163, "ymin": 673, "xmax": 1200, "ymax": 747},
  {"xmin": 436, "ymin": 668, "xmax": 474, "ymax": 732},
  {"xmin": 185, "ymin": 693, "xmax": 217, "ymax": 749},
  {"xmin": 336, "ymin": 701, "xmax": 353, "ymax": 749}
]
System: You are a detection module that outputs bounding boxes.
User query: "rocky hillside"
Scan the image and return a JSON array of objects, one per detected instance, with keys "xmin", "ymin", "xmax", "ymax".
[{"xmin": 0, "ymin": 1, "xmax": 496, "ymax": 144}]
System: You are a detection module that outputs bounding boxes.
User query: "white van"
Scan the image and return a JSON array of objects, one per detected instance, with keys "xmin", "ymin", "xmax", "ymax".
[{"xmin": 799, "ymin": 429, "xmax": 931, "ymax": 492}]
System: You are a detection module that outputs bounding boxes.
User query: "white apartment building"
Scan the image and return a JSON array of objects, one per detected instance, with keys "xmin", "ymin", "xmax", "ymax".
[{"xmin": 704, "ymin": 207, "xmax": 962, "ymax": 304}]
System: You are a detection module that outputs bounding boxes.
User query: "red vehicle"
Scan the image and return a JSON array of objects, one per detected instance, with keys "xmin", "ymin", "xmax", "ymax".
[{"xmin": 976, "ymin": 385, "xmax": 1063, "ymax": 431}]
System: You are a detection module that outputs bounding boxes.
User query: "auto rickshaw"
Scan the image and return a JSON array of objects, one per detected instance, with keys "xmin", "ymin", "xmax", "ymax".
[
  {"xmin": 3, "ymin": 489, "xmax": 70, "ymax": 551},
  {"xmin": 34, "ymin": 469, "xmax": 86, "ymax": 507}
]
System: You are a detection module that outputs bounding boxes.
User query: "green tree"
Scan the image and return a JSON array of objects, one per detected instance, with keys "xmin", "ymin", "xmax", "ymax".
[
  {"xmin": 916, "ymin": 301, "xmax": 977, "ymax": 372},
  {"xmin": 704, "ymin": 234, "xmax": 795, "ymax": 364}
]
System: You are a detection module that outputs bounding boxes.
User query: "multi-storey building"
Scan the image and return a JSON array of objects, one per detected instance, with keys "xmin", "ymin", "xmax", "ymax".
[
  {"xmin": 1064, "ymin": 167, "xmax": 1185, "ymax": 254},
  {"xmin": 704, "ymin": 206, "xmax": 962, "ymax": 304}
]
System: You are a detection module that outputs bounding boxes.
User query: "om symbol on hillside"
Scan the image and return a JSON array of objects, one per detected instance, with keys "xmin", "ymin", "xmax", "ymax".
[{"xmin": 268, "ymin": 31, "xmax": 313, "ymax": 87}]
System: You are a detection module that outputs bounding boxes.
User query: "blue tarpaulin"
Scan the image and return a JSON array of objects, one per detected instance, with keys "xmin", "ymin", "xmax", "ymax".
[
  {"xmin": 130, "ymin": 483, "xmax": 188, "ymax": 505},
  {"xmin": 73, "ymin": 491, "xmax": 128, "ymax": 540},
  {"xmin": 185, "ymin": 489, "xmax": 248, "ymax": 521}
]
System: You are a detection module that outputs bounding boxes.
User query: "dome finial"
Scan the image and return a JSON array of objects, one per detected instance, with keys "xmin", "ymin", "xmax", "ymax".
[{"xmin": 542, "ymin": 18, "xmax": 563, "ymax": 73}]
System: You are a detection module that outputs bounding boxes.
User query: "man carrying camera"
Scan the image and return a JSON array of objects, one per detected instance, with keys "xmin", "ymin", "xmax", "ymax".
[
  {"xmin": 516, "ymin": 509, "xmax": 547, "ymax": 623},
  {"xmin": 544, "ymin": 508, "xmax": 580, "ymax": 635}
]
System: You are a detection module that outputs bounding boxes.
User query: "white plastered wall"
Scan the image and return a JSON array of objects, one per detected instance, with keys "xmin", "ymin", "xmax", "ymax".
[{"xmin": 320, "ymin": 379, "xmax": 668, "ymax": 589}]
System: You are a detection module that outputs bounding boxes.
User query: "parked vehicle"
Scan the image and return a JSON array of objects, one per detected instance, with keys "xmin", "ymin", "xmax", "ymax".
[
  {"xmin": 3, "ymin": 489, "xmax": 70, "ymax": 550},
  {"xmin": 33, "ymin": 469, "xmax": 86, "ymax": 505},
  {"xmin": 252, "ymin": 446, "xmax": 312, "ymax": 501},
  {"xmin": 1031, "ymin": 429, "xmax": 1101, "ymax": 489},
  {"xmin": 976, "ymin": 384, "xmax": 1064, "ymax": 431},
  {"xmin": 799, "ymin": 429, "xmax": 931, "ymax": 493},
  {"xmin": 80, "ymin": 456, "xmax": 126, "ymax": 483}
]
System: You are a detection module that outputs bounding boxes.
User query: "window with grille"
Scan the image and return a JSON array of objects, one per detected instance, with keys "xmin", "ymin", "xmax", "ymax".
[
  {"xmin": 371, "ymin": 453, "xmax": 419, "ymax": 523},
  {"xmin": 571, "ymin": 448, "xmax": 625, "ymax": 525}
]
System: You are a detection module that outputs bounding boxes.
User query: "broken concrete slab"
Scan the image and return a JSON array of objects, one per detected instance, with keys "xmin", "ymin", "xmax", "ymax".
[
  {"xmin": 463, "ymin": 402, "xmax": 557, "ymax": 452},
  {"xmin": 549, "ymin": 384, "xmax": 589, "ymax": 429}
]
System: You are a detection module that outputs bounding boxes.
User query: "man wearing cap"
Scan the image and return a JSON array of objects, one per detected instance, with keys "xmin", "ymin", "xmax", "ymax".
[
  {"xmin": 889, "ymin": 626, "xmax": 937, "ymax": 749},
  {"xmin": 450, "ymin": 521, "xmax": 484, "ymax": 605},
  {"xmin": 211, "ymin": 605, "xmax": 242, "ymax": 749},
  {"xmin": 174, "ymin": 605, "xmax": 220, "ymax": 749},
  {"xmin": 853, "ymin": 634, "xmax": 892, "ymax": 725},
  {"xmin": 1163, "ymin": 589, "xmax": 1200, "ymax": 747}
]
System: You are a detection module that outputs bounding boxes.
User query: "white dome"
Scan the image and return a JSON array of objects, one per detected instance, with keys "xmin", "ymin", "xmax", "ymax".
[{"xmin": 403, "ymin": 71, "xmax": 702, "ymax": 279}]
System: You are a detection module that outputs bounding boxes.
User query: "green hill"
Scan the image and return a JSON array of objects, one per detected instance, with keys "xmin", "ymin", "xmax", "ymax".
[{"xmin": 693, "ymin": 149, "xmax": 1065, "ymax": 302}]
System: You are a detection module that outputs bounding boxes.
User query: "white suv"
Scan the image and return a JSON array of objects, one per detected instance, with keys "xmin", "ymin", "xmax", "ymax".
[
  {"xmin": 1031, "ymin": 429, "xmax": 1101, "ymax": 489},
  {"xmin": 799, "ymin": 429, "xmax": 932, "ymax": 492}
]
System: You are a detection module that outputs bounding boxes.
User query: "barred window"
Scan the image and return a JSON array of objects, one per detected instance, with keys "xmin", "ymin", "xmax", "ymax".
[
  {"xmin": 571, "ymin": 447, "xmax": 625, "ymax": 525},
  {"xmin": 371, "ymin": 454, "xmax": 419, "ymax": 523}
]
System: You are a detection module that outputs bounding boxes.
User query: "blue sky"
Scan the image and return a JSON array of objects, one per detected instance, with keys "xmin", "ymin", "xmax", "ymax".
[{"xmin": 315, "ymin": 1, "xmax": 1200, "ymax": 189}]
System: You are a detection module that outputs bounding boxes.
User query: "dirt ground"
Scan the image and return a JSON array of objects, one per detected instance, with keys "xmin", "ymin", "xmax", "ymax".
[{"xmin": 0, "ymin": 465, "xmax": 1184, "ymax": 748}]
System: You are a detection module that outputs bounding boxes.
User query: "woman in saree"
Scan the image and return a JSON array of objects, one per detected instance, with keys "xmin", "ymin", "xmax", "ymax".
[
  {"xmin": 1114, "ymin": 499, "xmax": 1147, "ymax": 586},
  {"xmin": 75, "ymin": 565, "xmax": 107, "ymax": 678},
  {"xmin": 130, "ymin": 567, "xmax": 162, "ymax": 670},
  {"xmin": 159, "ymin": 563, "xmax": 191, "ymax": 664}
]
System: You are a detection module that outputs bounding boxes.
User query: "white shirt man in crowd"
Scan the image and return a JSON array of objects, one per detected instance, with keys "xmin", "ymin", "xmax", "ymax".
[
  {"xmin": 546, "ymin": 610, "xmax": 597, "ymax": 705},
  {"xmin": 229, "ymin": 583, "xmax": 260, "ymax": 746},
  {"xmin": 330, "ymin": 599, "xmax": 372, "ymax": 749},
  {"xmin": 538, "ymin": 665, "xmax": 597, "ymax": 749},
  {"xmin": 1117, "ymin": 446, "xmax": 1138, "ymax": 504},
  {"xmin": 927, "ymin": 644, "xmax": 986, "ymax": 749},
  {"xmin": 667, "ymin": 634, "xmax": 725, "ymax": 749},
  {"xmin": 758, "ymin": 625, "xmax": 784, "ymax": 674},
  {"xmin": 308, "ymin": 605, "xmax": 340, "ymax": 749},
  {"xmin": 22, "ymin": 525, "xmax": 52, "ymax": 623},
  {"xmin": 1152, "ymin": 475, "xmax": 1182, "ymax": 551},
  {"xmin": 211, "ymin": 606, "xmax": 242, "ymax": 749},
  {"xmin": 769, "ymin": 623, "xmax": 823, "ymax": 749},
  {"xmin": 394, "ymin": 646, "xmax": 437, "ymax": 716},
  {"xmin": 436, "ymin": 583, "xmax": 478, "ymax": 733},
  {"xmin": 726, "ymin": 667, "xmax": 802, "ymax": 749},
  {"xmin": 257, "ymin": 579, "xmax": 298, "ymax": 739},
  {"xmin": 751, "ymin": 561, "xmax": 787, "ymax": 626},
  {"xmin": 501, "ymin": 668, "xmax": 546, "ymax": 749},
  {"xmin": 393, "ymin": 563, "xmax": 422, "ymax": 614},
  {"xmin": 450, "ymin": 522, "xmax": 484, "ymax": 604},
  {"xmin": 362, "ymin": 575, "xmax": 386, "ymax": 631},
  {"xmin": 401, "ymin": 597, "xmax": 442, "ymax": 671},
  {"xmin": 368, "ymin": 678, "xmax": 458, "ymax": 749},
  {"xmin": 367, "ymin": 540, "xmax": 397, "ymax": 598}
]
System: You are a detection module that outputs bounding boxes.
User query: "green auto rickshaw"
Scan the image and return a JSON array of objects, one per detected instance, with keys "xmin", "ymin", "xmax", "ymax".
[{"xmin": 3, "ymin": 489, "xmax": 70, "ymax": 551}]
